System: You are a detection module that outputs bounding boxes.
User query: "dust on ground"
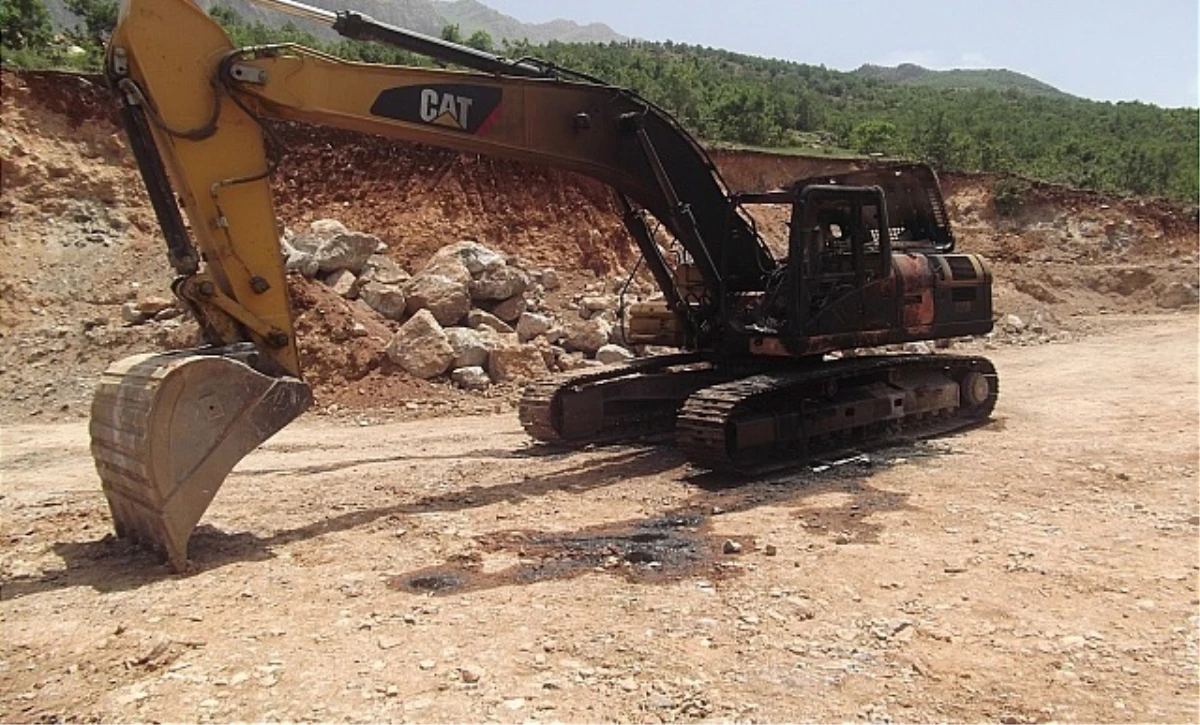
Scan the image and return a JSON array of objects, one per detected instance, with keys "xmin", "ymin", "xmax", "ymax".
[{"xmin": 2, "ymin": 314, "xmax": 1197, "ymax": 723}]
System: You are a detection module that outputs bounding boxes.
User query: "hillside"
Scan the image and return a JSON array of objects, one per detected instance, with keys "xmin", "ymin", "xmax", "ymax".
[
  {"xmin": 18, "ymin": 2, "xmax": 1199, "ymax": 202},
  {"xmin": 854, "ymin": 63, "xmax": 1071, "ymax": 99}
]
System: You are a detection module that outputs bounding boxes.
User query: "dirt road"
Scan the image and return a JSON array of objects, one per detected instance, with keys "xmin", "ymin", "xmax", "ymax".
[{"xmin": 2, "ymin": 314, "xmax": 1197, "ymax": 723}]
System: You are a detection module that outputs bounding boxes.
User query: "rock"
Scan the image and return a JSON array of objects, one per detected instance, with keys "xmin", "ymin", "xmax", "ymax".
[
  {"xmin": 385, "ymin": 310, "xmax": 454, "ymax": 379},
  {"xmin": 361, "ymin": 254, "xmax": 409, "ymax": 285},
  {"xmin": 307, "ymin": 218, "xmax": 348, "ymax": 241},
  {"xmin": 451, "ymin": 366, "xmax": 491, "ymax": 391},
  {"xmin": 426, "ymin": 240, "xmax": 505, "ymax": 279},
  {"xmin": 557, "ymin": 351, "xmax": 589, "ymax": 370},
  {"xmin": 120, "ymin": 301, "xmax": 146, "ymax": 324},
  {"xmin": 903, "ymin": 341, "xmax": 932, "ymax": 355},
  {"xmin": 469, "ymin": 266, "xmax": 528, "ymax": 302},
  {"xmin": 315, "ymin": 231, "xmax": 380, "ymax": 274},
  {"xmin": 377, "ymin": 635, "xmax": 402, "ymax": 650},
  {"xmin": 322, "ymin": 269, "xmax": 357, "ymax": 298},
  {"xmin": 515, "ymin": 312, "xmax": 552, "ymax": 342},
  {"xmin": 458, "ymin": 664, "xmax": 483, "ymax": 684},
  {"xmin": 405, "ymin": 274, "xmax": 471, "ymax": 326},
  {"xmin": 764, "ymin": 544, "xmax": 778, "ymax": 556},
  {"xmin": 488, "ymin": 343, "xmax": 548, "ymax": 383},
  {"xmin": 579, "ymin": 295, "xmax": 616, "ymax": 314},
  {"xmin": 490, "ymin": 295, "xmax": 527, "ymax": 323},
  {"xmin": 136, "ymin": 296, "xmax": 175, "ymax": 316},
  {"xmin": 564, "ymin": 318, "xmax": 612, "ymax": 356},
  {"xmin": 595, "ymin": 344, "xmax": 634, "ymax": 365},
  {"xmin": 722, "ymin": 540, "xmax": 743, "ymax": 555},
  {"xmin": 466, "ymin": 309, "xmax": 513, "ymax": 333},
  {"xmin": 445, "ymin": 327, "xmax": 489, "ymax": 368},
  {"xmin": 359, "ymin": 282, "xmax": 407, "ymax": 321},
  {"xmin": 418, "ymin": 659, "xmax": 436, "ymax": 671},
  {"xmin": 540, "ymin": 268, "xmax": 560, "ymax": 290},
  {"xmin": 282, "ymin": 240, "xmax": 319, "ymax": 277},
  {"xmin": 1157, "ymin": 282, "xmax": 1198, "ymax": 309},
  {"xmin": 834, "ymin": 532, "xmax": 852, "ymax": 545},
  {"xmin": 1002, "ymin": 314, "xmax": 1025, "ymax": 333}
]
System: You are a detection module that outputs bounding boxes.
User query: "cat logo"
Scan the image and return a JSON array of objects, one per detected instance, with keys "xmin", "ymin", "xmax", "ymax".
[
  {"xmin": 369, "ymin": 84, "xmax": 502, "ymax": 135},
  {"xmin": 419, "ymin": 88, "xmax": 473, "ymax": 129}
]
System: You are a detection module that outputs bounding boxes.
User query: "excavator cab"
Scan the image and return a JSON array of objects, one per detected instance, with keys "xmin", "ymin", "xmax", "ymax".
[{"xmin": 789, "ymin": 184, "xmax": 894, "ymax": 337}]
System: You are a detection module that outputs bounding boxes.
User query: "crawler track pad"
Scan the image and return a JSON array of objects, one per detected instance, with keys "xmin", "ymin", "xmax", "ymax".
[{"xmin": 89, "ymin": 349, "xmax": 312, "ymax": 571}]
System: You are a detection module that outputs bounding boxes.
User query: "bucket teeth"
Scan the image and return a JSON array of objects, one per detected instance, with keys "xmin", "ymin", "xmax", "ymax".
[{"xmin": 89, "ymin": 348, "xmax": 311, "ymax": 570}]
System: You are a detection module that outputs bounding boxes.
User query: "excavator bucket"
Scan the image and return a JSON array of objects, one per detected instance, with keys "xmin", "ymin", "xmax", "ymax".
[{"xmin": 89, "ymin": 348, "xmax": 312, "ymax": 571}]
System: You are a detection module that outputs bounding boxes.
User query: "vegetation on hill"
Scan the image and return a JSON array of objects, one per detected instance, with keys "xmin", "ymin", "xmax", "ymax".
[
  {"xmin": 2, "ymin": 0, "xmax": 1196, "ymax": 202},
  {"xmin": 853, "ymin": 63, "xmax": 1071, "ymax": 99}
]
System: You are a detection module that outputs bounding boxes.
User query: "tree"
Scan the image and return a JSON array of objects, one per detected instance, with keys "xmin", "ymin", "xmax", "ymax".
[
  {"xmin": 208, "ymin": 4, "xmax": 245, "ymax": 30},
  {"xmin": 439, "ymin": 23, "xmax": 462, "ymax": 44},
  {"xmin": 65, "ymin": 0, "xmax": 118, "ymax": 48},
  {"xmin": 465, "ymin": 29, "xmax": 493, "ymax": 52},
  {"xmin": 0, "ymin": 0, "xmax": 53, "ymax": 51},
  {"xmin": 912, "ymin": 109, "xmax": 959, "ymax": 169},
  {"xmin": 848, "ymin": 120, "xmax": 898, "ymax": 154}
]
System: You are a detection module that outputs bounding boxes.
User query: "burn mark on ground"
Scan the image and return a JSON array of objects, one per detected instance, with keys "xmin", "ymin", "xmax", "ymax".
[{"xmin": 389, "ymin": 513, "xmax": 750, "ymax": 595}]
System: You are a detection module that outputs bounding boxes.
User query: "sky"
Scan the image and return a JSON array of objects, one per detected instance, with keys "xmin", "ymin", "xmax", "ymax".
[{"xmin": 480, "ymin": 0, "xmax": 1199, "ymax": 108}]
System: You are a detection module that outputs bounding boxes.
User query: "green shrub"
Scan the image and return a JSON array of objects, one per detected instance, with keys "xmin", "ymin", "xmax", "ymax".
[{"xmin": 992, "ymin": 177, "xmax": 1031, "ymax": 217}]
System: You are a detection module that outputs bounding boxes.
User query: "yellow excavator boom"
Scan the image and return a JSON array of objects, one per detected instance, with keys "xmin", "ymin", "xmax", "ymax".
[{"xmin": 95, "ymin": 0, "xmax": 745, "ymax": 569}]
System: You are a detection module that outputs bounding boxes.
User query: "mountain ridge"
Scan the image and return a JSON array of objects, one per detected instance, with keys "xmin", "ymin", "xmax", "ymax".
[
  {"xmin": 43, "ymin": 0, "xmax": 626, "ymax": 44},
  {"xmin": 854, "ymin": 62, "xmax": 1071, "ymax": 99}
]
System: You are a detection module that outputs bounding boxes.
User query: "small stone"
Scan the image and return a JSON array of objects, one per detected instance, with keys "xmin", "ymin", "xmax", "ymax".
[
  {"xmin": 323, "ymin": 269, "xmax": 357, "ymax": 298},
  {"xmin": 763, "ymin": 544, "xmax": 778, "ymax": 556},
  {"xmin": 135, "ymin": 296, "xmax": 175, "ymax": 316},
  {"xmin": 515, "ymin": 312, "xmax": 552, "ymax": 342},
  {"xmin": 1002, "ymin": 314, "xmax": 1025, "ymax": 332},
  {"xmin": 120, "ymin": 301, "xmax": 147, "ymax": 325},
  {"xmin": 466, "ymin": 308, "xmax": 514, "ymax": 333},
  {"xmin": 595, "ymin": 343, "xmax": 635, "ymax": 365},
  {"xmin": 459, "ymin": 664, "xmax": 483, "ymax": 683},
  {"xmin": 359, "ymin": 281, "xmax": 407, "ymax": 320},
  {"xmin": 418, "ymin": 659, "xmax": 436, "ymax": 671},
  {"xmin": 722, "ymin": 539, "xmax": 743, "ymax": 555},
  {"xmin": 377, "ymin": 636, "xmax": 402, "ymax": 650},
  {"xmin": 451, "ymin": 366, "xmax": 491, "ymax": 391},
  {"xmin": 490, "ymin": 294, "xmax": 527, "ymax": 323},
  {"xmin": 834, "ymin": 532, "xmax": 852, "ymax": 545}
]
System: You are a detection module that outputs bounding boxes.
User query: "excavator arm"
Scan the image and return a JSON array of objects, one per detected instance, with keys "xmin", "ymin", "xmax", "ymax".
[{"xmin": 93, "ymin": 0, "xmax": 774, "ymax": 569}]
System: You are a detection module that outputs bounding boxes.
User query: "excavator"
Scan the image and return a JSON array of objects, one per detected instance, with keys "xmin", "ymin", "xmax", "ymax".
[{"xmin": 92, "ymin": 0, "xmax": 998, "ymax": 570}]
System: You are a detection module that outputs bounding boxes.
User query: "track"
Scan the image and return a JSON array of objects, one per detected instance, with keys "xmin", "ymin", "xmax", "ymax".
[
  {"xmin": 677, "ymin": 354, "xmax": 998, "ymax": 473},
  {"xmin": 518, "ymin": 352, "xmax": 717, "ymax": 445}
]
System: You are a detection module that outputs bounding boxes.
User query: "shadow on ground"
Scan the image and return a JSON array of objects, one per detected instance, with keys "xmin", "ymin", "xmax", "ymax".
[
  {"xmin": 1, "ymin": 444, "xmax": 676, "ymax": 597},
  {"xmin": 2, "ymin": 438, "xmax": 966, "ymax": 599}
]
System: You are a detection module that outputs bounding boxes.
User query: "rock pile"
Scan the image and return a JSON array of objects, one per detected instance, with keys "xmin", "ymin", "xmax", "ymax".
[{"xmin": 284, "ymin": 220, "xmax": 642, "ymax": 390}]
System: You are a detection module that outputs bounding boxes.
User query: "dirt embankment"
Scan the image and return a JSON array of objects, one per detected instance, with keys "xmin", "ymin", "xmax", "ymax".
[{"xmin": 1, "ymin": 69, "xmax": 1197, "ymax": 423}]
